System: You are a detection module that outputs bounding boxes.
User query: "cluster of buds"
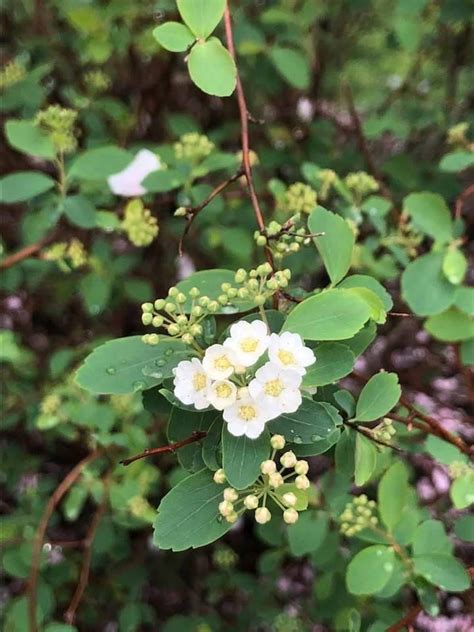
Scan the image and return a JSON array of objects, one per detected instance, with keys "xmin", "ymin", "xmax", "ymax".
[
  {"xmin": 141, "ymin": 285, "xmax": 211, "ymax": 346},
  {"xmin": 372, "ymin": 418, "xmax": 396, "ymax": 443},
  {"xmin": 344, "ymin": 171, "xmax": 379, "ymax": 201},
  {"xmin": 317, "ymin": 168, "xmax": 337, "ymax": 201},
  {"xmin": 35, "ymin": 105, "xmax": 79, "ymax": 154},
  {"xmin": 43, "ymin": 239, "xmax": 88, "ymax": 272},
  {"xmin": 447, "ymin": 122, "xmax": 471, "ymax": 151},
  {"xmin": 340, "ymin": 494, "xmax": 378, "ymax": 537},
  {"xmin": 121, "ymin": 199, "xmax": 159, "ymax": 247},
  {"xmin": 83, "ymin": 69, "xmax": 111, "ymax": 94},
  {"xmin": 219, "ymin": 264, "xmax": 291, "ymax": 306},
  {"xmin": 255, "ymin": 220, "xmax": 312, "ymax": 260},
  {"xmin": 0, "ymin": 61, "xmax": 26, "ymax": 90},
  {"xmin": 448, "ymin": 461, "xmax": 473, "ymax": 480},
  {"xmin": 212, "ymin": 544, "xmax": 238, "ymax": 570},
  {"xmin": 381, "ymin": 221, "xmax": 422, "ymax": 258},
  {"xmin": 215, "ymin": 435, "xmax": 310, "ymax": 526},
  {"xmin": 40, "ymin": 393, "xmax": 61, "ymax": 416},
  {"xmin": 284, "ymin": 182, "xmax": 317, "ymax": 215},
  {"xmin": 174, "ymin": 132, "xmax": 214, "ymax": 162},
  {"xmin": 236, "ymin": 149, "xmax": 259, "ymax": 167}
]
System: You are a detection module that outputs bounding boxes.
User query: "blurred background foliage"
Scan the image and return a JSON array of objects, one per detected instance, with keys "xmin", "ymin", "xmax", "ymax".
[{"xmin": 1, "ymin": 0, "xmax": 473, "ymax": 630}]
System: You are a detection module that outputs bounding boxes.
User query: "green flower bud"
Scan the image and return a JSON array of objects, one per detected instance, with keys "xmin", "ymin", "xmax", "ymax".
[
  {"xmin": 218, "ymin": 294, "xmax": 229, "ymax": 305},
  {"xmin": 191, "ymin": 305, "xmax": 203, "ymax": 317},
  {"xmin": 189, "ymin": 287, "xmax": 200, "ymax": 298},
  {"xmin": 247, "ymin": 279, "xmax": 259, "ymax": 291},
  {"xmin": 226, "ymin": 288, "xmax": 237, "ymax": 298},
  {"xmin": 237, "ymin": 288, "xmax": 249, "ymax": 299},
  {"xmin": 145, "ymin": 333, "xmax": 160, "ymax": 345},
  {"xmin": 176, "ymin": 292, "xmax": 187, "ymax": 304},
  {"xmin": 142, "ymin": 313, "xmax": 153, "ymax": 325},
  {"xmin": 176, "ymin": 315, "xmax": 188, "ymax": 326},
  {"xmin": 256, "ymin": 235, "xmax": 267, "ymax": 246},
  {"xmin": 168, "ymin": 287, "xmax": 179, "ymax": 297},
  {"xmin": 208, "ymin": 301, "xmax": 219, "ymax": 312},
  {"xmin": 167, "ymin": 324, "xmax": 180, "ymax": 336},
  {"xmin": 235, "ymin": 269, "xmax": 247, "ymax": 283},
  {"xmin": 165, "ymin": 302, "xmax": 177, "ymax": 313},
  {"xmin": 154, "ymin": 299, "xmax": 166, "ymax": 310},
  {"xmin": 174, "ymin": 206, "xmax": 187, "ymax": 217},
  {"xmin": 182, "ymin": 333, "xmax": 194, "ymax": 345},
  {"xmin": 190, "ymin": 324, "xmax": 202, "ymax": 336},
  {"xmin": 221, "ymin": 283, "xmax": 232, "ymax": 292},
  {"xmin": 199, "ymin": 296, "xmax": 210, "ymax": 307},
  {"xmin": 152, "ymin": 316, "xmax": 164, "ymax": 328},
  {"xmin": 254, "ymin": 294, "xmax": 266, "ymax": 306},
  {"xmin": 141, "ymin": 302, "xmax": 153, "ymax": 313}
]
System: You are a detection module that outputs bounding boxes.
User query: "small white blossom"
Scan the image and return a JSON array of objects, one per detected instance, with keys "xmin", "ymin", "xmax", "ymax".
[
  {"xmin": 295, "ymin": 474, "xmax": 310, "ymax": 490},
  {"xmin": 223, "ymin": 395, "xmax": 270, "ymax": 439},
  {"xmin": 260, "ymin": 460, "xmax": 277, "ymax": 475},
  {"xmin": 224, "ymin": 319, "xmax": 269, "ymax": 367},
  {"xmin": 267, "ymin": 332, "xmax": 315, "ymax": 375},
  {"xmin": 202, "ymin": 344, "xmax": 238, "ymax": 380},
  {"xmin": 282, "ymin": 492, "xmax": 297, "ymax": 507},
  {"xmin": 213, "ymin": 469, "xmax": 226, "ymax": 484},
  {"xmin": 255, "ymin": 507, "xmax": 271, "ymax": 524},
  {"xmin": 244, "ymin": 494, "xmax": 259, "ymax": 509},
  {"xmin": 283, "ymin": 508, "xmax": 299, "ymax": 524},
  {"xmin": 295, "ymin": 460, "xmax": 309, "ymax": 475},
  {"xmin": 108, "ymin": 149, "xmax": 161, "ymax": 197},
  {"xmin": 207, "ymin": 380, "xmax": 237, "ymax": 410},
  {"xmin": 173, "ymin": 358, "xmax": 210, "ymax": 410},
  {"xmin": 268, "ymin": 472, "xmax": 284, "ymax": 488},
  {"xmin": 223, "ymin": 488, "xmax": 239, "ymax": 502},
  {"xmin": 248, "ymin": 362, "xmax": 302, "ymax": 419}
]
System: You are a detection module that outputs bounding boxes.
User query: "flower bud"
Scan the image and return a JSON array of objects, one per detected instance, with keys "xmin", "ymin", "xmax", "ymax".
[
  {"xmin": 244, "ymin": 494, "xmax": 259, "ymax": 510},
  {"xmin": 256, "ymin": 235, "xmax": 267, "ymax": 246},
  {"xmin": 218, "ymin": 500, "xmax": 233, "ymax": 517},
  {"xmin": 266, "ymin": 278, "xmax": 278, "ymax": 291},
  {"xmin": 174, "ymin": 206, "xmax": 187, "ymax": 217},
  {"xmin": 141, "ymin": 302, "xmax": 153, "ymax": 313},
  {"xmin": 176, "ymin": 315, "xmax": 188, "ymax": 326},
  {"xmin": 260, "ymin": 459, "xmax": 277, "ymax": 475},
  {"xmin": 270, "ymin": 434, "xmax": 286, "ymax": 450},
  {"xmin": 191, "ymin": 306, "xmax": 203, "ymax": 318},
  {"xmin": 142, "ymin": 313, "xmax": 153, "ymax": 326},
  {"xmin": 144, "ymin": 333, "xmax": 159, "ymax": 345},
  {"xmin": 190, "ymin": 324, "xmax": 202, "ymax": 336},
  {"xmin": 280, "ymin": 451, "xmax": 297, "ymax": 469},
  {"xmin": 235, "ymin": 269, "xmax": 247, "ymax": 283},
  {"xmin": 189, "ymin": 287, "xmax": 200, "ymax": 298},
  {"xmin": 213, "ymin": 469, "xmax": 226, "ymax": 484},
  {"xmin": 283, "ymin": 508, "xmax": 299, "ymax": 524},
  {"xmin": 221, "ymin": 283, "xmax": 232, "ymax": 292},
  {"xmin": 237, "ymin": 288, "xmax": 249, "ymax": 299},
  {"xmin": 247, "ymin": 279, "xmax": 259, "ymax": 291},
  {"xmin": 168, "ymin": 287, "xmax": 179, "ymax": 297},
  {"xmin": 294, "ymin": 460, "xmax": 309, "ymax": 475},
  {"xmin": 208, "ymin": 301, "xmax": 219, "ymax": 312},
  {"xmin": 167, "ymin": 324, "xmax": 180, "ymax": 336},
  {"xmin": 154, "ymin": 299, "xmax": 166, "ymax": 310},
  {"xmin": 255, "ymin": 507, "xmax": 271, "ymax": 524},
  {"xmin": 218, "ymin": 294, "xmax": 229, "ymax": 305},
  {"xmin": 165, "ymin": 302, "xmax": 177, "ymax": 313},
  {"xmin": 226, "ymin": 288, "xmax": 237, "ymax": 298},
  {"xmin": 152, "ymin": 316, "xmax": 164, "ymax": 328},
  {"xmin": 223, "ymin": 487, "xmax": 239, "ymax": 502},
  {"xmin": 226, "ymin": 512, "xmax": 238, "ymax": 524},
  {"xmin": 269, "ymin": 472, "xmax": 284, "ymax": 488},
  {"xmin": 176, "ymin": 292, "xmax": 187, "ymax": 304},
  {"xmin": 254, "ymin": 294, "xmax": 266, "ymax": 306},
  {"xmin": 295, "ymin": 475, "xmax": 310, "ymax": 490},
  {"xmin": 182, "ymin": 333, "xmax": 194, "ymax": 345},
  {"xmin": 199, "ymin": 296, "xmax": 210, "ymax": 307},
  {"xmin": 282, "ymin": 492, "xmax": 297, "ymax": 507}
]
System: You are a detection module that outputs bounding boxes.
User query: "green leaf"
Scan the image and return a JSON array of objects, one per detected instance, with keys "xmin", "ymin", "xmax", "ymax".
[
  {"xmin": 403, "ymin": 192, "xmax": 453, "ymax": 243},
  {"xmin": 269, "ymin": 46, "xmax": 310, "ymax": 90},
  {"xmin": 303, "ymin": 343, "xmax": 355, "ymax": 387},
  {"xmin": 413, "ymin": 554, "xmax": 470, "ymax": 592},
  {"xmin": 283, "ymin": 289, "xmax": 371, "ymax": 341},
  {"xmin": 439, "ymin": 151, "xmax": 474, "ymax": 173},
  {"xmin": 75, "ymin": 336, "xmax": 190, "ymax": 394},
  {"xmin": 354, "ymin": 372, "xmax": 401, "ymax": 422},
  {"xmin": 154, "ymin": 469, "xmax": 231, "ymax": 551},
  {"xmin": 142, "ymin": 168, "xmax": 186, "ymax": 193},
  {"xmin": 79, "ymin": 274, "xmax": 112, "ymax": 316},
  {"xmin": 451, "ymin": 473, "xmax": 474, "ymax": 509},
  {"xmin": 346, "ymin": 545, "xmax": 396, "ymax": 595},
  {"xmin": 168, "ymin": 408, "xmax": 217, "ymax": 472},
  {"xmin": 354, "ymin": 433, "xmax": 377, "ymax": 486},
  {"xmin": 69, "ymin": 146, "xmax": 133, "ymax": 180},
  {"xmin": 177, "ymin": 0, "xmax": 226, "ymax": 39},
  {"xmin": 402, "ymin": 252, "xmax": 457, "ymax": 316},
  {"xmin": 222, "ymin": 426, "xmax": 270, "ymax": 489},
  {"xmin": 176, "ymin": 269, "xmax": 257, "ymax": 314},
  {"xmin": 153, "ymin": 22, "xmax": 195, "ymax": 52},
  {"xmin": 340, "ymin": 321, "xmax": 377, "ymax": 358},
  {"xmin": 413, "ymin": 520, "xmax": 452, "ymax": 556},
  {"xmin": 443, "ymin": 248, "xmax": 468, "ymax": 285},
  {"xmin": 344, "ymin": 287, "xmax": 387, "ymax": 324},
  {"xmin": 268, "ymin": 398, "xmax": 336, "ymax": 444},
  {"xmin": 5, "ymin": 120, "xmax": 55, "ymax": 159},
  {"xmin": 455, "ymin": 286, "xmax": 474, "ymax": 315},
  {"xmin": 425, "ymin": 435, "xmax": 467, "ymax": 466},
  {"xmin": 292, "ymin": 427, "xmax": 341, "ymax": 457},
  {"xmin": 454, "ymin": 515, "xmax": 474, "ymax": 542},
  {"xmin": 460, "ymin": 339, "xmax": 474, "ymax": 366},
  {"xmin": 188, "ymin": 38, "xmax": 236, "ymax": 97},
  {"xmin": 0, "ymin": 171, "xmax": 55, "ymax": 203},
  {"xmin": 425, "ymin": 307, "xmax": 474, "ymax": 342},
  {"xmin": 202, "ymin": 417, "xmax": 223, "ymax": 470},
  {"xmin": 378, "ymin": 462, "xmax": 410, "ymax": 532},
  {"xmin": 63, "ymin": 195, "xmax": 96, "ymax": 228},
  {"xmin": 308, "ymin": 206, "xmax": 355, "ymax": 284},
  {"xmin": 338, "ymin": 275, "xmax": 393, "ymax": 311},
  {"xmin": 287, "ymin": 510, "xmax": 328, "ymax": 556}
]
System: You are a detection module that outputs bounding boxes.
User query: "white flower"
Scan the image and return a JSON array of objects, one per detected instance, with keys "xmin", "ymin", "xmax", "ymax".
[
  {"xmin": 108, "ymin": 149, "xmax": 161, "ymax": 197},
  {"xmin": 172, "ymin": 358, "xmax": 210, "ymax": 410},
  {"xmin": 223, "ymin": 394, "xmax": 270, "ymax": 439},
  {"xmin": 207, "ymin": 380, "xmax": 237, "ymax": 410},
  {"xmin": 223, "ymin": 319, "xmax": 269, "ymax": 367},
  {"xmin": 202, "ymin": 344, "xmax": 238, "ymax": 380},
  {"xmin": 248, "ymin": 362, "xmax": 302, "ymax": 419},
  {"xmin": 267, "ymin": 332, "xmax": 315, "ymax": 375}
]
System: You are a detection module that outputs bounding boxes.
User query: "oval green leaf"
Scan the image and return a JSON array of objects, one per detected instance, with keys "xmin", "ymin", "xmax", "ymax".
[
  {"xmin": 153, "ymin": 22, "xmax": 195, "ymax": 52},
  {"xmin": 177, "ymin": 0, "xmax": 226, "ymax": 39},
  {"xmin": 346, "ymin": 545, "xmax": 396, "ymax": 595},
  {"xmin": 355, "ymin": 372, "xmax": 401, "ymax": 422},
  {"xmin": 188, "ymin": 38, "xmax": 237, "ymax": 97},
  {"xmin": 309, "ymin": 206, "xmax": 355, "ymax": 285},
  {"xmin": 222, "ymin": 426, "xmax": 270, "ymax": 489},
  {"xmin": 401, "ymin": 252, "xmax": 456, "ymax": 317},
  {"xmin": 0, "ymin": 171, "xmax": 55, "ymax": 203}
]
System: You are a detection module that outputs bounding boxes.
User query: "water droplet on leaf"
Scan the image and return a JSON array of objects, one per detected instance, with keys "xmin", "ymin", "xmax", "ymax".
[
  {"xmin": 106, "ymin": 367, "xmax": 116, "ymax": 375},
  {"xmin": 132, "ymin": 380, "xmax": 147, "ymax": 392}
]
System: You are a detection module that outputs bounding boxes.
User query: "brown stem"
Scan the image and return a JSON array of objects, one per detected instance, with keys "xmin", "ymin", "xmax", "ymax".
[
  {"xmin": 120, "ymin": 431, "xmax": 207, "ymax": 466},
  {"xmin": 64, "ymin": 472, "xmax": 111, "ymax": 625},
  {"xmin": 386, "ymin": 605, "xmax": 422, "ymax": 632},
  {"xmin": 179, "ymin": 168, "xmax": 244, "ymax": 255},
  {"xmin": 1, "ymin": 239, "xmax": 48, "ymax": 270},
  {"xmin": 28, "ymin": 449, "xmax": 103, "ymax": 632},
  {"xmin": 344, "ymin": 420, "xmax": 403, "ymax": 453},
  {"xmin": 223, "ymin": 2, "xmax": 275, "ymax": 275},
  {"xmin": 454, "ymin": 183, "xmax": 474, "ymax": 220}
]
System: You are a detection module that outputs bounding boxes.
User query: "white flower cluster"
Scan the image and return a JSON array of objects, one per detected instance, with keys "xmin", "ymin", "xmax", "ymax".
[{"xmin": 172, "ymin": 320, "xmax": 316, "ymax": 439}]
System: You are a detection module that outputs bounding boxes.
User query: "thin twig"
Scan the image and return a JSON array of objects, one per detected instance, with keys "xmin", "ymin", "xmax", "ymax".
[
  {"xmin": 179, "ymin": 168, "xmax": 244, "ymax": 255},
  {"xmin": 28, "ymin": 449, "xmax": 103, "ymax": 632},
  {"xmin": 120, "ymin": 431, "xmax": 207, "ymax": 466},
  {"xmin": 64, "ymin": 472, "xmax": 111, "ymax": 625},
  {"xmin": 0, "ymin": 236, "xmax": 52, "ymax": 270},
  {"xmin": 454, "ymin": 183, "xmax": 474, "ymax": 220},
  {"xmin": 386, "ymin": 605, "xmax": 422, "ymax": 632},
  {"xmin": 344, "ymin": 420, "xmax": 403, "ymax": 453}
]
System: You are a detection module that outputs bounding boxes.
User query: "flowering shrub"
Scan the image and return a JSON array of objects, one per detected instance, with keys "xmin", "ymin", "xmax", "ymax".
[{"xmin": 1, "ymin": 0, "xmax": 473, "ymax": 630}]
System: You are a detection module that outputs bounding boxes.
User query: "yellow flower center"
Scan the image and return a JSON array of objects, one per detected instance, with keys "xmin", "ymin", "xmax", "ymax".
[
  {"xmin": 264, "ymin": 378, "xmax": 284, "ymax": 397},
  {"xmin": 278, "ymin": 349, "xmax": 295, "ymax": 366},
  {"xmin": 216, "ymin": 383, "xmax": 232, "ymax": 398},
  {"xmin": 214, "ymin": 355, "xmax": 232, "ymax": 371},
  {"xmin": 239, "ymin": 405, "xmax": 257, "ymax": 421},
  {"xmin": 240, "ymin": 337, "xmax": 259, "ymax": 353},
  {"xmin": 193, "ymin": 372, "xmax": 207, "ymax": 391}
]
